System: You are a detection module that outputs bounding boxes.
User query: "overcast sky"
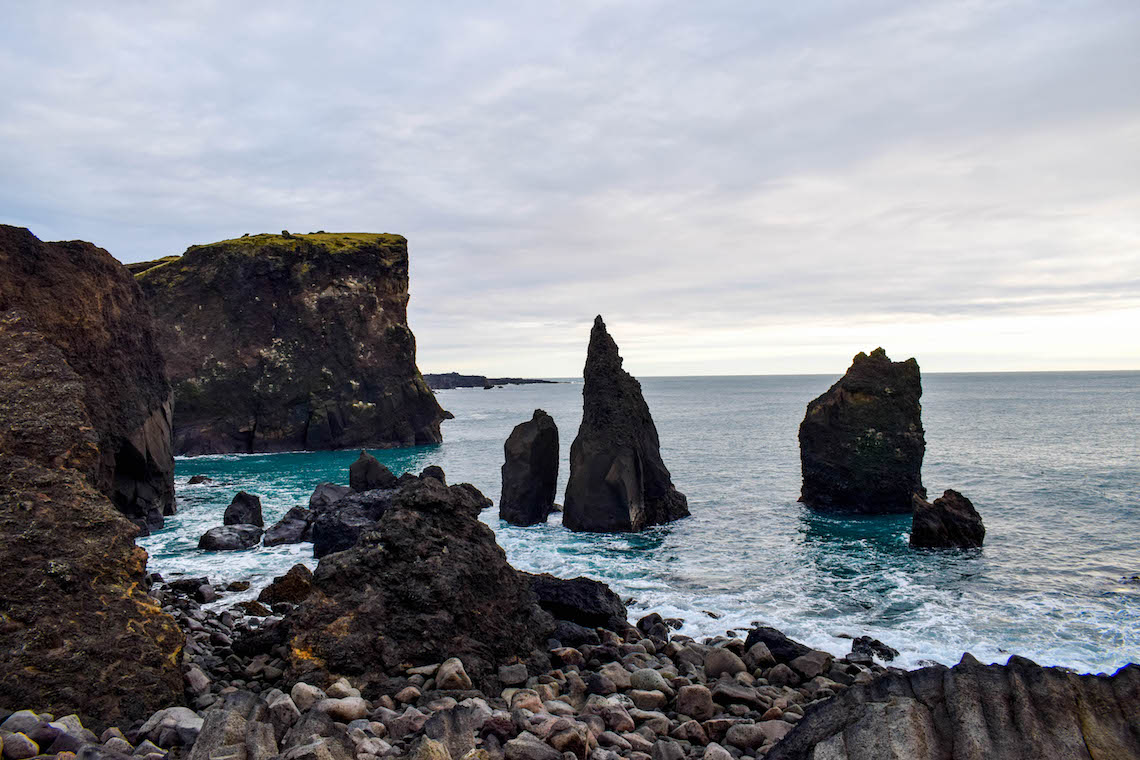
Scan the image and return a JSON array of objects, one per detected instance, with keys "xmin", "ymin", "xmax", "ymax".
[{"xmin": 2, "ymin": 1, "xmax": 1138, "ymax": 376}]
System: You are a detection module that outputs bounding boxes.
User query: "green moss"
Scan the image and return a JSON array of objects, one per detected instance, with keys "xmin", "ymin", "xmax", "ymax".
[
  {"xmin": 130, "ymin": 255, "xmax": 182, "ymax": 279},
  {"xmin": 189, "ymin": 232, "xmax": 406, "ymax": 254}
]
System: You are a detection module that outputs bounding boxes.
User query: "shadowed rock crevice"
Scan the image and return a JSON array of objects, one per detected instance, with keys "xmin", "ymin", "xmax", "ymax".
[
  {"xmin": 799, "ymin": 348, "xmax": 925, "ymax": 514},
  {"xmin": 136, "ymin": 232, "xmax": 449, "ymax": 455},
  {"xmin": 563, "ymin": 316, "xmax": 689, "ymax": 532}
]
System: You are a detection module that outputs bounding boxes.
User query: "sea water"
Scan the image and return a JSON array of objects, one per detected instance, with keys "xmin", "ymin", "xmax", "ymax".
[{"xmin": 139, "ymin": 372, "xmax": 1140, "ymax": 674}]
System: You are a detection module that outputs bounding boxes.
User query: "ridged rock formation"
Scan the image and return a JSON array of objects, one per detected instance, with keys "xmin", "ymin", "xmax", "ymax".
[
  {"xmin": 0, "ymin": 309, "xmax": 182, "ymax": 726},
  {"xmin": 287, "ymin": 475, "xmax": 554, "ymax": 691},
  {"xmin": 767, "ymin": 655, "xmax": 1140, "ymax": 760},
  {"xmin": 799, "ymin": 348, "xmax": 925, "ymax": 514},
  {"xmin": 499, "ymin": 409, "xmax": 559, "ymax": 526},
  {"xmin": 563, "ymin": 316, "xmax": 689, "ymax": 532},
  {"xmin": 135, "ymin": 232, "xmax": 449, "ymax": 455},
  {"xmin": 0, "ymin": 225, "xmax": 175, "ymax": 531},
  {"xmin": 911, "ymin": 489, "xmax": 985, "ymax": 548}
]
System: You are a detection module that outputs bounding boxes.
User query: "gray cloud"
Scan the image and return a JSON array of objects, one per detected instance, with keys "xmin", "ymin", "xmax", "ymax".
[{"xmin": 1, "ymin": 0, "xmax": 1138, "ymax": 374}]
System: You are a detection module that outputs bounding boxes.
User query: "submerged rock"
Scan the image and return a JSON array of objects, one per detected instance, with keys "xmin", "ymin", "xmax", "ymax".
[
  {"xmin": 0, "ymin": 310, "xmax": 181, "ymax": 725},
  {"xmin": 224, "ymin": 491, "xmax": 264, "ymax": 527},
  {"xmin": 287, "ymin": 474, "xmax": 554, "ymax": 690},
  {"xmin": 910, "ymin": 489, "xmax": 985, "ymax": 548},
  {"xmin": 0, "ymin": 225, "xmax": 175, "ymax": 531},
  {"xmin": 767, "ymin": 656, "xmax": 1140, "ymax": 760},
  {"xmin": 199, "ymin": 524, "xmax": 264, "ymax": 551},
  {"xmin": 135, "ymin": 232, "xmax": 449, "ymax": 455},
  {"xmin": 563, "ymin": 316, "xmax": 689, "ymax": 532},
  {"xmin": 499, "ymin": 409, "xmax": 559, "ymax": 526},
  {"xmin": 798, "ymin": 348, "xmax": 925, "ymax": 514}
]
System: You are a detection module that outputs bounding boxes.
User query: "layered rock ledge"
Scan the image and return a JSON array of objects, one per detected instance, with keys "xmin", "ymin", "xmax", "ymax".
[{"xmin": 136, "ymin": 232, "xmax": 449, "ymax": 455}]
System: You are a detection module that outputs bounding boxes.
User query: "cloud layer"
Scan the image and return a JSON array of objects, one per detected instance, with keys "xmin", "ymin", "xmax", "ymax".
[{"xmin": 2, "ymin": 1, "xmax": 1137, "ymax": 374}]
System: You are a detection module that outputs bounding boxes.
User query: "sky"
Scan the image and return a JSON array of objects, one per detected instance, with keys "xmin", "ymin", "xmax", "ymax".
[{"xmin": 2, "ymin": 1, "xmax": 1138, "ymax": 376}]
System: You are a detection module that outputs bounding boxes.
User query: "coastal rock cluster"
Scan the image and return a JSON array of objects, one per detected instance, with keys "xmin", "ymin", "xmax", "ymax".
[
  {"xmin": 0, "ymin": 225, "xmax": 176, "ymax": 531},
  {"xmin": 563, "ymin": 317, "xmax": 689, "ymax": 533},
  {"xmin": 135, "ymin": 232, "xmax": 449, "ymax": 455},
  {"xmin": 798, "ymin": 349, "xmax": 925, "ymax": 515}
]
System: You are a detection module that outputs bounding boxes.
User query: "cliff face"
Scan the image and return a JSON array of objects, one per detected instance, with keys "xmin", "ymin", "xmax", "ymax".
[
  {"xmin": 0, "ymin": 225, "xmax": 175, "ymax": 531},
  {"xmin": 799, "ymin": 348, "xmax": 925, "ymax": 514},
  {"xmin": 563, "ymin": 316, "xmax": 689, "ymax": 532},
  {"xmin": 0, "ymin": 309, "xmax": 183, "ymax": 726},
  {"xmin": 136, "ymin": 232, "xmax": 449, "ymax": 455}
]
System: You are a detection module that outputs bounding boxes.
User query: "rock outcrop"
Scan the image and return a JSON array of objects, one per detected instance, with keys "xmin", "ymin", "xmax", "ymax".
[
  {"xmin": 767, "ymin": 655, "xmax": 1140, "ymax": 760},
  {"xmin": 287, "ymin": 474, "xmax": 554, "ymax": 691},
  {"xmin": 563, "ymin": 316, "xmax": 689, "ymax": 532},
  {"xmin": 135, "ymin": 232, "xmax": 449, "ymax": 455},
  {"xmin": 500, "ymin": 409, "xmax": 559, "ymax": 526},
  {"xmin": 799, "ymin": 348, "xmax": 925, "ymax": 514},
  {"xmin": 198, "ymin": 524, "xmax": 264, "ymax": 551},
  {"xmin": 526, "ymin": 573, "xmax": 631, "ymax": 633},
  {"xmin": 223, "ymin": 491, "xmax": 264, "ymax": 527},
  {"xmin": 910, "ymin": 489, "xmax": 985, "ymax": 548},
  {"xmin": 0, "ymin": 310, "xmax": 182, "ymax": 726},
  {"xmin": 0, "ymin": 225, "xmax": 175, "ymax": 531},
  {"xmin": 349, "ymin": 450, "xmax": 397, "ymax": 491}
]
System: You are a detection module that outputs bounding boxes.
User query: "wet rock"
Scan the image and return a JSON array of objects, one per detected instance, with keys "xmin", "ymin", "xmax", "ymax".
[
  {"xmin": 849, "ymin": 636, "xmax": 898, "ymax": 663},
  {"xmin": 199, "ymin": 524, "xmax": 264, "ymax": 551},
  {"xmin": 910, "ymin": 489, "xmax": 985, "ymax": 548},
  {"xmin": 188, "ymin": 475, "xmax": 212, "ymax": 485},
  {"xmin": 224, "ymin": 492, "xmax": 264, "ymax": 527},
  {"xmin": 287, "ymin": 476, "xmax": 554, "ymax": 691},
  {"xmin": 421, "ymin": 465, "xmax": 447, "ymax": 484},
  {"xmin": 526, "ymin": 574, "xmax": 630, "ymax": 633},
  {"xmin": 743, "ymin": 627, "xmax": 811, "ymax": 665},
  {"xmin": 310, "ymin": 489, "xmax": 396, "ymax": 558},
  {"xmin": 265, "ymin": 507, "xmax": 314, "ymax": 546},
  {"xmin": 766, "ymin": 658, "xmax": 1140, "ymax": 760},
  {"xmin": 563, "ymin": 316, "xmax": 689, "ymax": 532},
  {"xmin": 259, "ymin": 564, "xmax": 314, "ymax": 605},
  {"xmin": 309, "ymin": 483, "xmax": 351, "ymax": 509},
  {"xmin": 499, "ymin": 410, "xmax": 559, "ymax": 526},
  {"xmin": 799, "ymin": 348, "xmax": 925, "ymax": 513},
  {"xmin": 350, "ymin": 451, "xmax": 398, "ymax": 492}
]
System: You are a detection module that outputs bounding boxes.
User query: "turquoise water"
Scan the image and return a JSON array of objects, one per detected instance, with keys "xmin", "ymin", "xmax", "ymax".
[{"xmin": 140, "ymin": 372, "xmax": 1140, "ymax": 674}]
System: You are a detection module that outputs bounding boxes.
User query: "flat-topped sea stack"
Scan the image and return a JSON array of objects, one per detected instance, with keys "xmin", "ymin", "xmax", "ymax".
[
  {"xmin": 135, "ymin": 232, "xmax": 449, "ymax": 454},
  {"xmin": 0, "ymin": 242, "xmax": 183, "ymax": 724},
  {"xmin": 0, "ymin": 225, "xmax": 176, "ymax": 531},
  {"xmin": 563, "ymin": 316, "xmax": 689, "ymax": 532},
  {"xmin": 799, "ymin": 348, "xmax": 925, "ymax": 514},
  {"xmin": 500, "ymin": 409, "xmax": 559, "ymax": 526}
]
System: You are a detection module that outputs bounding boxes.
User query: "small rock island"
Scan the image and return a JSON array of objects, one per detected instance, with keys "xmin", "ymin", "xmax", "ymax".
[
  {"xmin": 563, "ymin": 316, "xmax": 689, "ymax": 532},
  {"xmin": 500, "ymin": 409, "xmax": 560, "ymax": 526}
]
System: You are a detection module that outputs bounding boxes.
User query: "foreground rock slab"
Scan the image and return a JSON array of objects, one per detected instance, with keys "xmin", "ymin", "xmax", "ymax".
[
  {"xmin": 563, "ymin": 316, "xmax": 689, "ymax": 532},
  {"xmin": 767, "ymin": 655, "xmax": 1140, "ymax": 760},
  {"xmin": 499, "ymin": 409, "xmax": 559, "ymax": 526},
  {"xmin": 799, "ymin": 347, "xmax": 925, "ymax": 514}
]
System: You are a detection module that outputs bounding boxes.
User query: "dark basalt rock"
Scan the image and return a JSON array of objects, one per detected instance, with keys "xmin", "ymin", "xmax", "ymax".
[
  {"xmin": 264, "ymin": 506, "xmax": 314, "ymax": 546},
  {"xmin": 525, "ymin": 573, "xmax": 630, "ymax": 633},
  {"xmin": 310, "ymin": 489, "xmax": 397, "ymax": 558},
  {"xmin": 224, "ymin": 491, "xmax": 264, "ymax": 527},
  {"xmin": 799, "ymin": 348, "xmax": 926, "ymax": 514},
  {"xmin": 258, "ymin": 564, "xmax": 314, "ymax": 605},
  {"xmin": 563, "ymin": 316, "xmax": 689, "ymax": 532},
  {"xmin": 309, "ymin": 482, "xmax": 351, "ymax": 509},
  {"xmin": 287, "ymin": 475, "xmax": 554, "ymax": 691},
  {"xmin": 500, "ymin": 409, "xmax": 559, "ymax": 526},
  {"xmin": 766, "ymin": 656, "xmax": 1140, "ymax": 760},
  {"xmin": 188, "ymin": 475, "xmax": 212, "ymax": 485},
  {"xmin": 910, "ymin": 489, "xmax": 985, "ymax": 548},
  {"xmin": 198, "ymin": 524, "xmax": 263, "ymax": 551},
  {"xmin": 349, "ymin": 451, "xmax": 398, "ymax": 491},
  {"xmin": 0, "ymin": 309, "xmax": 182, "ymax": 726},
  {"xmin": 0, "ymin": 225, "xmax": 175, "ymax": 531},
  {"xmin": 135, "ymin": 232, "xmax": 449, "ymax": 455},
  {"xmin": 744, "ymin": 626, "xmax": 812, "ymax": 665}
]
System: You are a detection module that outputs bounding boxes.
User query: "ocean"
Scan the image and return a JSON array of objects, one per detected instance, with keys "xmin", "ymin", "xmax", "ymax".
[{"xmin": 139, "ymin": 372, "xmax": 1140, "ymax": 674}]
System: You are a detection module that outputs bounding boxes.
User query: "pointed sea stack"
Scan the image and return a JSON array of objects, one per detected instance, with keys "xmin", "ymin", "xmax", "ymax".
[
  {"xmin": 799, "ymin": 348, "xmax": 925, "ymax": 513},
  {"xmin": 563, "ymin": 316, "xmax": 689, "ymax": 532},
  {"xmin": 911, "ymin": 489, "xmax": 985, "ymax": 548},
  {"xmin": 135, "ymin": 232, "xmax": 450, "ymax": 455},
  {"xmin": 500, "ymin": 409, "xmax": 559, "ymax": 526}
]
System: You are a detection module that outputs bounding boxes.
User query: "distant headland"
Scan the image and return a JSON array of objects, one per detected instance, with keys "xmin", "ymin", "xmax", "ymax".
[{"xmin": 424, "ymin": 372, "xmax": 559, "ymax": 390}]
